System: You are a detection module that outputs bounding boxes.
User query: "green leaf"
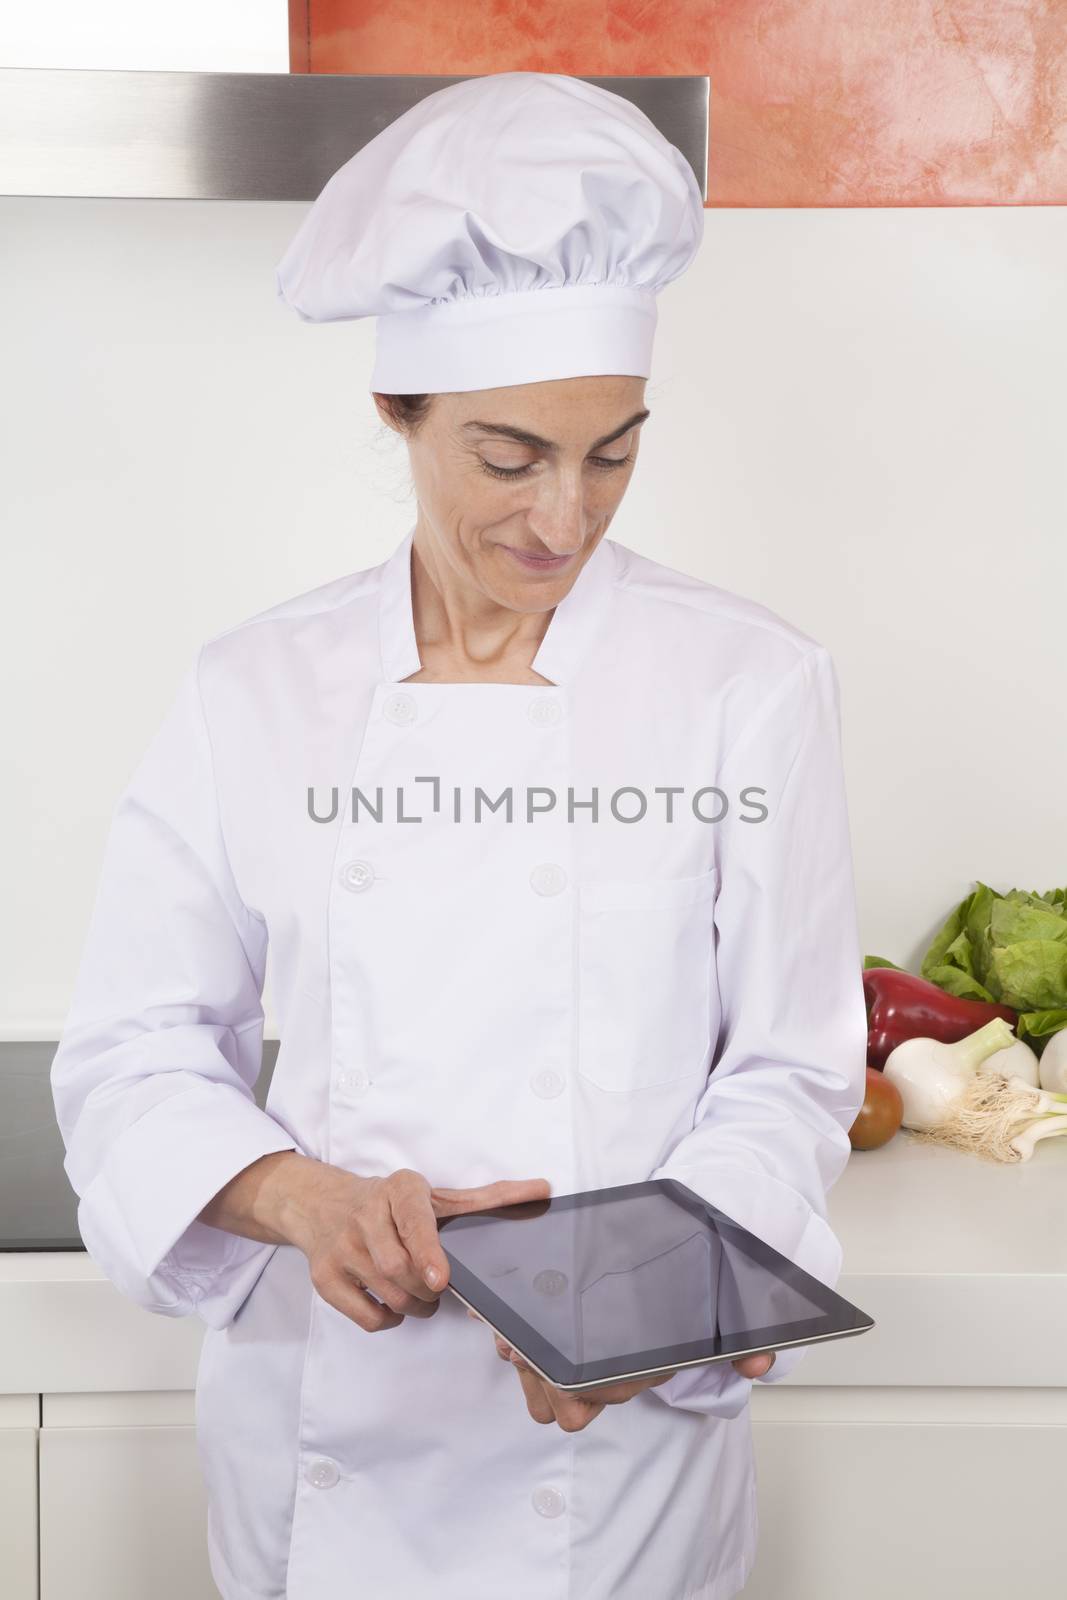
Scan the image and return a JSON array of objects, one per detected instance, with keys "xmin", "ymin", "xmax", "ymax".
[
  {"xmin": 863, "ymin": 955, "xmax": 904, "ymax": 970},
  {"xmin": 920, "ymin": 962, "xmax": 998, "ymax": 1003},
  {"xmin": 942, "ymin": 928, "xmax": 978, "ymax": 979},
  {"xmin": 919, "ymin": 884, "xmax": 1067, "ymax": 1018},
  {"xmin": 920, "ymin": 892, "xmax": 973, "ymax": 982},
  {"xmin": 965, "ymin": 882, "xmax": 999, "ymax": 986},
  {"xmin": 1017, "ymin": 1009, "xmax": 1067, "ymax": 1046},
  {"xmin": 989, "ymin": 899, "xmax": 1067, "ymax": 950},
  {"xmin": 990, "ymin": 940, "xmax": 1067, "ymax": 1011}
]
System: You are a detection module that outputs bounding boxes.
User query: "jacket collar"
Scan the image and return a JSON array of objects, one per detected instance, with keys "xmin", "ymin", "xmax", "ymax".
[{"xmin": 377, "ymin": 525, "xmax": 617, "ymax": 687}]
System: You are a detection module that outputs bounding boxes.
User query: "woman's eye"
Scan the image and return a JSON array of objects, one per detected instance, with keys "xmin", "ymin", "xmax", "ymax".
[{"xmin": 480, "ymin": 451, "xmax": 633, "ymax": 481}]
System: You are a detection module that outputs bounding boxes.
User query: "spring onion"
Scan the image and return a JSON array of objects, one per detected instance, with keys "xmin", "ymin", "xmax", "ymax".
[
  {"xmin": 1038, "ymin": 1027, "xmax": 1067, "ymax": 1094},
  {"xmin": 883, "ymin": 1017, "xmax": 1067, "ymax": 1163}
]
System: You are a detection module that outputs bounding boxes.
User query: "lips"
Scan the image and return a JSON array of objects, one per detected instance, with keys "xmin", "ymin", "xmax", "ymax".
[{"xmin": 502, "ymin": 545, "xmax": 576, "ymax": 570}]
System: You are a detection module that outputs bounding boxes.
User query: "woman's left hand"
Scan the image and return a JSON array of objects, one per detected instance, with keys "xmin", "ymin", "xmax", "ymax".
[{"xmin": 470, "ymin": 1311, "xmax": 775, "ymax": 1432}]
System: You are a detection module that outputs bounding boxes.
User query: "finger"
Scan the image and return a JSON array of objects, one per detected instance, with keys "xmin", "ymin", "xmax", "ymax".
[
  {"xmin": 351, "ymin": 1260, "xmax": 441, "ymax": 1324},
  {"xmin": 505, "ymin": 1353, "xmax": 605, "ymax": 1433},
  {"xmin": 430, "ymin": 1177, "xmax": 552, "ymax": 1221},
  {"xmin": 352, "ymin": 1240, "xmax": 439, "ymax": 1318},
  {"xmin": 335, "ymin": 1187, "xmax": 439, "ymax": 1317},
  {"xmin": 387, "ymin": 1172, "xmax": 452, "ymax": 1298},
  {"xmin": 732, "ymin": 1353, "xmax": 775, "ymax": 1379},
  {"xmin": 558, "ymin": 1395, "xmax": 605, "ymax": 1432},
  {"xmin": 312, "ymin": 1266, "xmax": 404, "ymax": 1334},
  {"xmin": 512, "ymin": 1359, "xmax": 557, "ymax": 1425},
  {"xmin": 535, "ymin": 1375, "xmax": 605, "ymax": 1433}
]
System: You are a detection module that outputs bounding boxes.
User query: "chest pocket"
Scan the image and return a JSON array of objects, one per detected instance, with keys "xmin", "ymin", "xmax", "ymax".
[{"xmin": 576, "ymin": 867, "xmax": 720, "ymax": 1092}]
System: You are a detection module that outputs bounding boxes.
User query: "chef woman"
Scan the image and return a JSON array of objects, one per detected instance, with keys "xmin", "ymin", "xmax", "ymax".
[{"xmin": 51, "ymin": 72, "xmax": 867, "ymax": 1600}]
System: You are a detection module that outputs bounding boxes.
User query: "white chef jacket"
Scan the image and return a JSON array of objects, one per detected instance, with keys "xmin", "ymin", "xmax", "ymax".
[{"xmin": 51, "ymin": 527, "xmax": 868, "ymax": 1600}]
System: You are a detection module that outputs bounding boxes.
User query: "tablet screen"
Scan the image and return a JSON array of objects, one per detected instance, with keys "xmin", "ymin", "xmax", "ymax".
[{"xmin": 438, "ymin": 1179, "xmax": 873, "ymax": 1390}]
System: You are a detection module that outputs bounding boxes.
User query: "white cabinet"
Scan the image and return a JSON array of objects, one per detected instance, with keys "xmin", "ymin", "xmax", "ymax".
[
  {"xmin": 0, "ymin": 1256, "xmax": 215, "ymax": 1599},
  {"xmin": 38, "ymin": 1393, "xmax": 215, "ymax": 1600},
  {"xmin": 744, "ymin": 1386, "xmax": 1067, "ymax": 1599},
  {"xmin": 0, "ymin": 1395, "xmax": 38, "ymax": 1600}
]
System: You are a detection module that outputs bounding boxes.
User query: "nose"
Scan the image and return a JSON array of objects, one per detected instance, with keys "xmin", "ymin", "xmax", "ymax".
[{"xmin": 525, "ymin": 475, "xmax": 588, "ymax": 557}]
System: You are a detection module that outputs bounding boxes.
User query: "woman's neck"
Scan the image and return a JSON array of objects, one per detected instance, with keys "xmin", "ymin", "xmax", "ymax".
[{"xmin": 406, "ymin": 532, "xmax": 556, "ymax": 685}]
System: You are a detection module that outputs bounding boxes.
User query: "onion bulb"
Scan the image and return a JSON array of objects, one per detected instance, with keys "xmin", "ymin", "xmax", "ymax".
[{"xmin": 884, "ymin": 1018, "xmax": 1067, "ymax": 1163}]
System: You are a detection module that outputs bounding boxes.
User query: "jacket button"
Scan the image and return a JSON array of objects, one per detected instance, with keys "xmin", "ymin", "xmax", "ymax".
[
  {"xmin": 533, "ymin": 1269, "xmax": 568, "ymax": 1296},
  {"xmin": 530, "ymin": 863, "xmax": 567, "ymax": 896},
  {"xmin": 530, "ymin": 1068, "xmax": 565, "ymax": 1099},
  {"xmin": 531, "ymin": 1485, "xmax": 566, "ymax": 1518},
  {"xmin": 306, "ymin": 1458, "xmax": 340, "ymax": 1489},
  {"xmin": 383, "ymin": 692, "xmax": 418, "ymax": 725},
  {"xmin": 527, "ymin": 697, "xmax": 562, "ymax": 726},
  {"xmin": 340, "ymin": 859, "xmax": 375, "ymax": 892}
]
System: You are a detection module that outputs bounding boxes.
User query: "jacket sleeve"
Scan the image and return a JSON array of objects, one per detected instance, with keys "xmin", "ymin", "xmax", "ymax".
[
  {"xmin": 50, "ymin": 647, "xmax": 301, "ymax": 1330},
  {"xmin": 648, "ymin": 645, "xmax": 868, "ymax": 1419}
]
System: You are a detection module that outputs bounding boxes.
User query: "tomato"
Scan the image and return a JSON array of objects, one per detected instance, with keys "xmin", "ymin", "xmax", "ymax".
[{"xmin": 849, "ymin": 1065, "xmax": 904, "ymax": 1150}]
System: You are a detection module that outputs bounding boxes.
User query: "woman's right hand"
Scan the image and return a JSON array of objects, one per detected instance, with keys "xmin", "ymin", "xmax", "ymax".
[{"xmin": 280, "ymin": 1163, "xmax": 551, "ymax": 1333}]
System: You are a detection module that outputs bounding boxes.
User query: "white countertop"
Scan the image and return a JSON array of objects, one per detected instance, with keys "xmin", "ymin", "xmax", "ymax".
[{"xmin": 832, "ymin": 1125, "xmax": 1067, "ymax": 1275}]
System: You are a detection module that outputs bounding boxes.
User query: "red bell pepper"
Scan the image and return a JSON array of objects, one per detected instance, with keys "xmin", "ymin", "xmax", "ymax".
[{"xmin": 863, "ymin": 967, "xmax": 1018, "ymax": 1068}]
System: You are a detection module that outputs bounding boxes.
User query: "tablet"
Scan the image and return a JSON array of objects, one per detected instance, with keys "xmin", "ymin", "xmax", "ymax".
[{"xmin": 438, "ymin": 1179, "xmax": 874, "ymax": 1392}]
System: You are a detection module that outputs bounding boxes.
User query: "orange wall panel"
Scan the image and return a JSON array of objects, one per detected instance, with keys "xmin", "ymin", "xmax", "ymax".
[{"xmin": 288, "ymin": 1, "xmax": 1067, "ymax": 205}]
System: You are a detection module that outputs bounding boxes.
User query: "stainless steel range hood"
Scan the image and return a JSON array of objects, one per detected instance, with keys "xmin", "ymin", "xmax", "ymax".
[{"xmin": 0, "ymin": 69, "xmax": 708, "ymax": 201}]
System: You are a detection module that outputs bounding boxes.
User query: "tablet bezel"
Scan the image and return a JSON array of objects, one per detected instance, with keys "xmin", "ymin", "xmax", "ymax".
[{"xmin": 438, "ymin": 1178, "xmax": 874, "ymax": 1393}]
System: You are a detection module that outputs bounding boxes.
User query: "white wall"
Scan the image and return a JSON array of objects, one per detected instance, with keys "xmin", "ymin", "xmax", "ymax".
[{"xmin": 2, "ymin": 196, "xmax": 1064, "ymax": 1036}]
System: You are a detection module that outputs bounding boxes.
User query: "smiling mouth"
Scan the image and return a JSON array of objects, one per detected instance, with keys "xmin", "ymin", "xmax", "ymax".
[{"xmin": 501, "ymin": 546, "xmax": 577, "ymax": 568}]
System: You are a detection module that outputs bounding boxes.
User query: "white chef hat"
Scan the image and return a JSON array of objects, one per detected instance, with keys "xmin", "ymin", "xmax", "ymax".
[{"xmin": 274, "ymin": 71, "xmax": 704, "ymax": 394}]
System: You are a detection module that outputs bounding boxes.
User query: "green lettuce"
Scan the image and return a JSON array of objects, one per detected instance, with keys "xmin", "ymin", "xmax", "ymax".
[{"xmin": 919, "ymin": 883, "xmax": 1067, "ymax": 1046}]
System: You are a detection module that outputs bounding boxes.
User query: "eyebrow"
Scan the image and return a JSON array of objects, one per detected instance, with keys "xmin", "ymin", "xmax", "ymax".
[{"xmin": 460, "ymin": 409, "xmax": 651, "ymax": 453}]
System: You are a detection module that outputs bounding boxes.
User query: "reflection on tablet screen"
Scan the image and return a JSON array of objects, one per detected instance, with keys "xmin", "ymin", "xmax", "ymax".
[{"xmin": 444, "ymin": 1187, "xmax": 829, "ymax": 1368}]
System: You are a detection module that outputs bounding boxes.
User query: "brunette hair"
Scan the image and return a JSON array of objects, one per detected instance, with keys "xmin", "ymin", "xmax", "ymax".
[{"xmin": 376, "ymin": 393, "xmax": 434, "ymax": 437}]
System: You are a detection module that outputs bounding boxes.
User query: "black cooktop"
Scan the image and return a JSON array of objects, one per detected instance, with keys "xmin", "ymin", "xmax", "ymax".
[
  {"xmin": 0, "ymin": 1040, "xmax": 278, "ymax": 1251},
  {"xmin": 1, "ymin": 1042, "xmax": 83, "ymax": 1249}
]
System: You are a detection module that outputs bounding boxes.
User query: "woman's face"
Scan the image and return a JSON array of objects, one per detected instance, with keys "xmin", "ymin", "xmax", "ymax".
[{"xmin": 374, "ymin": 374, "xmax": 648, "ymax": 611}]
